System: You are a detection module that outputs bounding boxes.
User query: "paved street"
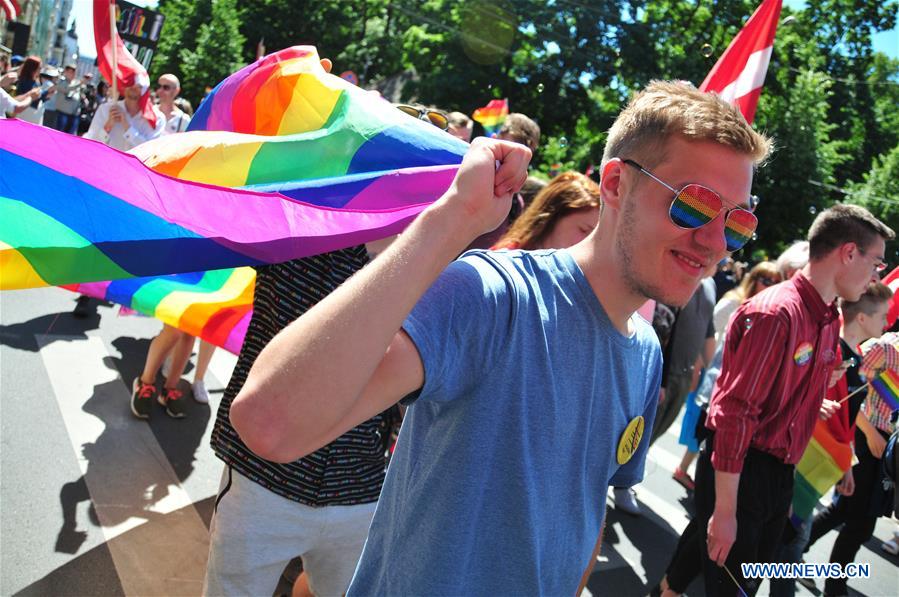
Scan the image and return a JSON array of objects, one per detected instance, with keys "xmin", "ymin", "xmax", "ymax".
[{"xmin": 2, "ymin": 286, "xmax": 897, "ymax": 596}]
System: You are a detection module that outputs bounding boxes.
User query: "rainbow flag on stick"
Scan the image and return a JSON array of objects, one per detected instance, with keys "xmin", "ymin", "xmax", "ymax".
[
  {"xmin": 472, "ymin": 98, "xmax": 509, "ymax": 137},
  {"xmin": 792, "ymin": 418, "xmax": 854, "ymax": 523},
  {"xmin": 870, "ymin": 369, "xmax": 899, "ymax": 411}
]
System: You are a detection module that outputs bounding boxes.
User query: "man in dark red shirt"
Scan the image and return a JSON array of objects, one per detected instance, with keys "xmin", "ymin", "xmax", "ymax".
[{"xmin": 690, "ymin": 204, "xmax": 894, "ymax": 597}]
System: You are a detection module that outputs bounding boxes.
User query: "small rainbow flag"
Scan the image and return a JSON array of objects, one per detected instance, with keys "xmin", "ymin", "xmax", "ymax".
[
  {"xmin": 472, "ymin": 98, "xmax": 509, "ymax": 137},
  {"xmin": 870, "ymin": 369, "xmax": 899, "ymax": 411},
  {"xmin": 792, "ymin": 417, "xmax": 854, "ymax": 523}
]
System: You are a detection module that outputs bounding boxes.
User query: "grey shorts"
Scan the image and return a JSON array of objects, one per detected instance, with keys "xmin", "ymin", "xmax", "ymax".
[{"xmin": 203, "ymin": 467, "xmax": 377, "ymax": 596}]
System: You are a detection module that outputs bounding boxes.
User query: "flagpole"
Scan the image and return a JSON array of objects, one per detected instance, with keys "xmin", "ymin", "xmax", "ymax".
[{"xmin": 109, "ymin": 0, "xmax": 117, "ymax": 101}]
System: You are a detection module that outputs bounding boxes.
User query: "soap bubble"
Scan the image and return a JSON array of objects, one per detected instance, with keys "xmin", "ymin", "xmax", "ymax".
[
  {"xmin": 558, "ymin": 137, "xmax": 568, "ymax": 148},
  {"xmin": 808, "ymin": 205, "xmax": 817, "ymax": 215},
  {"xmin": 701, "ymin": 43, "xmax": 714, "ymax": 58},
  {"xmin": 536, "ymin": 83, "xmax": 544, "ymax": 93}
]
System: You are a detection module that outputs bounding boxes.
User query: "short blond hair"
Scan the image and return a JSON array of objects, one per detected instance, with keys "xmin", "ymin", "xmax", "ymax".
[{"xmin": 601, "ymin": 80, "xmax": 772, "ymax": 169}]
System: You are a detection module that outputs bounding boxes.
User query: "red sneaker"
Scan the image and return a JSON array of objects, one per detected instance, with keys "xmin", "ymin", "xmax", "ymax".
[{"xmin": 672, "ymin": 467, "xmax": 695, "ymax": 491}]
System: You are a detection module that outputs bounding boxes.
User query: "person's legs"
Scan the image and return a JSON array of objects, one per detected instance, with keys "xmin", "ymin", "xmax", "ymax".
[
  {"xmin": 697, "ymin": 447, "xmax": 793, "ymax": 597},
  {"xmin": 822, "ymin": 516, "xmax": 877, "ymax": 596},
  {"xmin": 301, "ymin": 501, "xmax": 377, "ymax": 597},
  {"xmin": 769, "ymin": 514, "xmax": 813, "ymax": 597},
  {"xmin": 193, "ymin": 340, "xmax": 215, "ymax": 382},
  {"xmin": 664, "ymin": 517, "xmax": 702, "ymax": 594},
  {"xmin": 163, "ymin": 331, "xmax": 194, "ymax": 390},
  {"xmin": 140, "ymin": 325, "xmax": 182, "ymax": 385},
  {"xmin": 192, "ymin": 340, "xmax": 216, "ymax": 404},
  {"xmin": 158, "ymin": 329, "xmax": 193, "ymax": 418},
  {"xmin": 203, "ymin": 467, "xmax": 320, "ymax": 597}
]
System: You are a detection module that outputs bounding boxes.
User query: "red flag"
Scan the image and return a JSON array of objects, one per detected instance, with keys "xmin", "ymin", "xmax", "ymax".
[
  {"xmin": 92, "ymin": 0, "xmax": 157, "ymax": 128},
  {"xmin": 1, "ymin": 0, "xmax": 19, "ymax": 20},
  {"xmin": 882, "ymin": 266, "xmax": 899, "ymax": 329},
  {"xmin": 699, "ymin": 0, "xmax": 782, "ymax": 124}
]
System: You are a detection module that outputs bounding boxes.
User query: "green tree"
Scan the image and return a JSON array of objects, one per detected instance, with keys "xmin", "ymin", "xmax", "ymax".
[
  {"xmin": 179, "ymin": 0, "xmax": 246, "ymax": 105},
  {"xmin": 151, "ymin": 0, "xmax": 213, "ymax": 84},
  {"xmin": 848, "ymin": 145, "xmax": 899, "ymax": 255}
]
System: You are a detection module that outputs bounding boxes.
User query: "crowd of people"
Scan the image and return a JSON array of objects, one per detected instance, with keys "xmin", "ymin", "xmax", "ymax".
[{"xmin": 3, "ymin": 50, "xmax": 899, "ymax": 597}]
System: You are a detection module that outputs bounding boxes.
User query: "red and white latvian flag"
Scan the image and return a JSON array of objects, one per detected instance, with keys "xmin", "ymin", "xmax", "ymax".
[
  {"xmin": 1, "ymin": 0, "xmax": 20, "ymax": 21},
  {"xmin": 92, "ymin": 0, "xmax": 157, "ymax": 128},
  {"xmin": 700, "ymin": 0, "xmax": 782, "ymax": 124},
  {"xmin": 882, "ymin": 267, "xmax": 899, "ymax": 330}
]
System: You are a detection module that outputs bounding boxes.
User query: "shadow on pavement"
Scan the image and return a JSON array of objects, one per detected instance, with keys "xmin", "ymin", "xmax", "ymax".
[
  {"xmin": 55, "ymin": 336, "xmax": 211, "ymax": 554},
  {"xmin": 0, "ymin": 308, "xmax": 102, "ymax": 352},
  {"xmin": 18, "ymin": 497, "xmax": 214, "ymax": 597}
]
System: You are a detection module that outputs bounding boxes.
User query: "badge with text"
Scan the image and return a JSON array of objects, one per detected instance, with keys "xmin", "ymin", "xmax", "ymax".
[
  {"xmin": 793, "ymin": 341, "xmax": 814, "ymax": 366},
  {"xmin": 617, "ymin": 416, "xmax": 645, "ymax": 465}
]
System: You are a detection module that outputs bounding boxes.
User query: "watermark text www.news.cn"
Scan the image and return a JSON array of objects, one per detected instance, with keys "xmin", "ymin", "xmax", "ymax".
[{"xmin": 741, "ymin": 562, "xmax": 870, "ymax": 579}]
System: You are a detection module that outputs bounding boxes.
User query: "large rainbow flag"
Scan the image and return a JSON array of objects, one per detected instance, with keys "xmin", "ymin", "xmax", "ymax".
[{"xmin": 1, "ymin": 46, "xmax": 468, "ymax": 352}]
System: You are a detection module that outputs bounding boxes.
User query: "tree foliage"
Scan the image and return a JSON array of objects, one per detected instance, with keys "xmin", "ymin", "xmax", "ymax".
[{"xmin": 150, "ymin": 0, "xmax": 899, "ymax": 257}]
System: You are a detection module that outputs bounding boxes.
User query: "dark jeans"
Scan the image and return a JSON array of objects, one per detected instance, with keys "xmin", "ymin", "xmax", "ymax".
[
  {"xmin": 56, "ymin": 112, "xmax": 80, "ymax": 135},
  {"xmin": 666, "ymin": 516, "xmax": 702, "ymax": 593},
  {"xmin": 805, "ymin": 428, "xmax": 890, "ymax": 596},
  {"xmin": 695, "ymin": 439, "xmax": 794, "ymax": 597}
]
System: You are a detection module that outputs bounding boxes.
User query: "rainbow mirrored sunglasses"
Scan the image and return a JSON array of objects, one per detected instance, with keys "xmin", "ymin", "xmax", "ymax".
[{"xmin": 622, "ymin": 159, "xmax": 758, "ymax": 252}]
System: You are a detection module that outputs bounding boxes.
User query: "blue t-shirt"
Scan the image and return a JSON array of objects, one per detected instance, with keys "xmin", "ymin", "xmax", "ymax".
[{"xmin": 348, "ymin": 249, "xmax": 662, "ymax": 596}]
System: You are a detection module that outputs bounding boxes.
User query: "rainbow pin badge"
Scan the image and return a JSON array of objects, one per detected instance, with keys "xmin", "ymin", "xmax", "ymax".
[
  {"xmin": 617, "ymin": 416, "xmax": 645, "ymax": 465},
  {"xmin": 793, "ymin": 342, "xmax": 814, "ymax": 366}
]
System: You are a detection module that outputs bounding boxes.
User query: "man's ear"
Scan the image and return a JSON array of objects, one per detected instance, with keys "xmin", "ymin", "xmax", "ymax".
[
  {"xmin": 839, "ymin": 242, "xmax": 857, "ymax": 265},
  {"xmin": 600, "ymin": 159, "xmax": 625, "ymax": 211}
]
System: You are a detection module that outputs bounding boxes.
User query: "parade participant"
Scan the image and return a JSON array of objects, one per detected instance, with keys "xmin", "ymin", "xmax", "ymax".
[
  {"xmin": 14, "ymin": 56, "xmax": 54, "ymax": 125},
  {"xmin": 776, "ymin": 240, "xmax": 809, "ymax": 280},
  {"xmin": 54, "ymin": 65, "xmax": 84, "ymax": 135},
  {"xmin": 446, "ymin": 110, "xmax": 473, "ymax": 142},
  {"xmin": 0, "ymin": 71, "xmax": 40, "ymax": 118},
  {"xmin": 201, "ymin": 56, "xmax": 408, "ymax": 597},
  {"xmin": 687, "ymin": 204, "xmax": 893, "ymax": 597},
  {"xmin": 802, "ymin": 304, "xmax": 896, "ymax": 597},
  {"xmin": 497, "ymin": 111, "xmax": 541, "ymax": 153},
  {"xmin": 129, "ymin": 324, "xmax": 216, "ymax": 419},
  {"xmin": 770, "ymin": 282, "xmax": 893, "ymax": 597},
  {"xmin": 83, "ymin": 82, "xmax": 163, "ymax": 152},
  {"xmin": 77, "ymin": 82, "xmax": 164, "ymax": 318},
  {"xmin": 156, "ymin": 74, "xmax": 191, "ymax": 135},
  {"xmin": 230, "ymin": 80, "xmax": 771, "ymax": 594},
  {"xmin": 492, "ymin": 170, "xmax": 600, "ymax": 250},
  {"xmin": 670, "ymin": 261, "xmax": 782, "ymax": 494}
]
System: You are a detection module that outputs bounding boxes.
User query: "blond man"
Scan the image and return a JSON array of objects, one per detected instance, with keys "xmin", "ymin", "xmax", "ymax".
[{"xmin": 231, "ymin": 81, "xmax": 771, "ymax": 594}]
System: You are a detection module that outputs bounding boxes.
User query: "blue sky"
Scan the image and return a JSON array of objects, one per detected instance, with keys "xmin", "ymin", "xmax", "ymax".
[{"xmin": 72, "ymin": 0, "xmax": 896, "ymax": 60}]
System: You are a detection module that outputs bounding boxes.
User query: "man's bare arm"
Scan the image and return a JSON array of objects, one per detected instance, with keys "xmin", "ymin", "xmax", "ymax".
[
  {"xmin": 230, "ymin": 138, "xmax": 531, "ymax": 462},
  {"xmin": 707, "ymin": 470, "xmax": 740, "ymax": 565}
]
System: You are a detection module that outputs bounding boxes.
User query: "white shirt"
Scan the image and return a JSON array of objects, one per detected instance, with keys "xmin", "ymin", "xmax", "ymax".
[
  {"xmin": 84, "ymin": 100, "xmax": 164, "ymax": 151},
  {"xmin": 0, "ymin": 88, "xmax": 15, "ymax": 118},
  {"xmin": 161, "ymin": 106, "xmax": 191, "ymax": 135}
]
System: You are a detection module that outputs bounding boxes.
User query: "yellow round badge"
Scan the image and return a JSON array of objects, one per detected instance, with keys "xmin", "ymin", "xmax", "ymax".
[{"xmin": 617, "ymin": 416, "xmax": 645, "ymax": 465}]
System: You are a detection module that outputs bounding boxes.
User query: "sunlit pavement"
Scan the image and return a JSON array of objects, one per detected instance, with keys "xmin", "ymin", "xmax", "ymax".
[{"xmin": 2, "ymin": 287, "xmax": 897, "ymax": 596}]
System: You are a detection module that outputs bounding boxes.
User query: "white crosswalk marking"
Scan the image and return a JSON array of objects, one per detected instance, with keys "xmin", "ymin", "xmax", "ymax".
[{"xmin": 38, "ymin": 334, "xmax": 211, "ymax": 595}]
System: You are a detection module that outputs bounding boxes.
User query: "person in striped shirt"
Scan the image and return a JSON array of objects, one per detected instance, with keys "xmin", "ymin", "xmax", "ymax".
[{"xmin": 687, "ymin": 205, "xmax": 894, "ymax": 597}]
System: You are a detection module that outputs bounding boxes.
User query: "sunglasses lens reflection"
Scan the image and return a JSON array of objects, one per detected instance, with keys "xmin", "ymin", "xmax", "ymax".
[
  {"xmin": 724, "ymin": 209, "xmax": 757, "ymax": 252},
  {"xmin": 670, "ymin": 185, "xmax": 722, "ymax": 229},
  {"xmin": 427, "ymin": 112, "xmax": 449, "ymax": 130}
]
